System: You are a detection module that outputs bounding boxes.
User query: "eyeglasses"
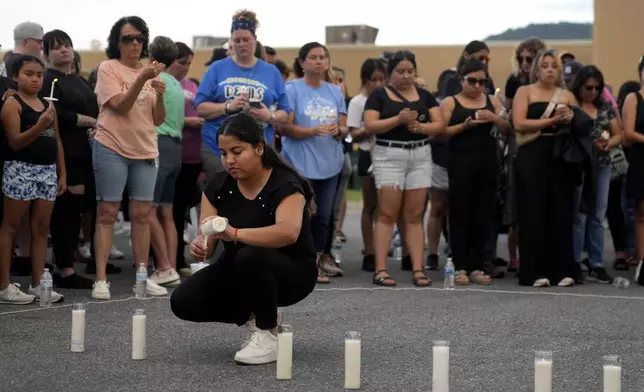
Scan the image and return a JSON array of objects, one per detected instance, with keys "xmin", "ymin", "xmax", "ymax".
[
  {"xmin": 584, "ymin": 85, "xmax": 601, "ymax": 92},
  {"xmin": 121, "ymin": 35, "xmax": 146, "ymax": 44},
  {"xmin": 465, "ymin": 77, "xmax": 488, "ymax": 86},
  {"xmin": 517, "ymin": 55, "xmax": 533, "ymax": 64}
]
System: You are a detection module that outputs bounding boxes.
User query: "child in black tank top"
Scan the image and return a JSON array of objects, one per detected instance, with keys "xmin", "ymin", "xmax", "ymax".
[{"xmin": 0, "ymin": 55, "xmax": 65, "ymax": 304}]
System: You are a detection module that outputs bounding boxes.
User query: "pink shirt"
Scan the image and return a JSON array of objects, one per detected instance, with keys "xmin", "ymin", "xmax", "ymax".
[
  {"xmin": 94, "ymin": 59, "xmax": 159, "ymax": 159},
  {"xmin": 602, "ymin": 87, "xmax": 618, "ymax": 113},
  {"xmin": 180, "ymin": 79, "xmax": 202, "ymax": 163}
]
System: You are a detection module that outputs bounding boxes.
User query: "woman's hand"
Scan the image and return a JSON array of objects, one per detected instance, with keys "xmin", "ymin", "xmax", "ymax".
[
  {"xmin": 200, "ymin": 216, "xmax": 236, "ymax": 242},
  {"xmin": 140, "ymin": 62, "xmax": 165, "ymax": 81},
  {"xmin": 397, "ymin": 108, "xmax": 418, "ymax": 125},
  {"xmin": 57, "ymin": 175, "xmax": 67, "ymax": 196},
  {"xmin": 463, "ymin": 116, "xmax": 485, "ymax": 129},
  {"xmin": 190, "ymin": 234, "xmax": 215, "ymax": 260},
  {"xmin": 475, "ymin": 109, "xmax": 497, "ymax": 123},
  {"xmin": 227, "ymin": 94, "xmax": 249, "ymax": 112},
  {"xmin": 249, "ymin": 103, "xmax": 273, "ymax": 122},
  {"xmin": 151, "ymin": 80, "xmax": 166, "ymax": 96}
]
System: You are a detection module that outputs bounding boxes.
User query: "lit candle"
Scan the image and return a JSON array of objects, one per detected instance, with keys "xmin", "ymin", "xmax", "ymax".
[
  {"xmin": 70, "ymin": 303, "xmax": 86, "ymax": 353},
  {"xmin": 132, "ymin": 309, "xmax": 147, "ymax": 360},
  {"xmin": 432, "ymin": 341, "xmax": 449, "ymax": 392},
  {"xmin": 49, "ymin": 78, "xmax": 58, "ymax": 100},
  {"xmin": 535, "ymin": 351, "xmax": 553, "ymax": 392},
  {"xmin": 344, "ymin": 331, "xmax": 361, "ymax": 389},
  {"xmin": 603, "ymin": 355, "xmax": 621, "ymax": 392},
  {"xmin": 190, "ymin": 262, "xmax": 207, "ymax": 274},
  {"xmin": 276, "ymin": 324, "xmax": 293, "ymax": 380}
]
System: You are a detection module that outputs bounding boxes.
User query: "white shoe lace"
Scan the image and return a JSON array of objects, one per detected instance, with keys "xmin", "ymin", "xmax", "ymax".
[{"xmin": 246, "ymin": 332, "xmax": 266, "ymax": 349}]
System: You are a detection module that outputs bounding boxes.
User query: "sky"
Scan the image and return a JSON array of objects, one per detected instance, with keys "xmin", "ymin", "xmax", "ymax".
[{"xmin": 1, "ymin": 0, "xmax": 593, "ymax": 50}]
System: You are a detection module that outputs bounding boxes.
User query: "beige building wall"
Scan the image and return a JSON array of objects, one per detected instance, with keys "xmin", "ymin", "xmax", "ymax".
[
  {"xmin": 593, "ymin": 0, "xmax": 644, "ymax": 87},
  {"xmin": 74, "ymin": 41, "xmax": 593, "ymax": 96}
]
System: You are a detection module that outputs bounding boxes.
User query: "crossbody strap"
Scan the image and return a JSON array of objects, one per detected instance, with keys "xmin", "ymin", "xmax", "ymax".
[{"xmin": 540, "ymin": 87, "xmax": 563, "ymax": 119}]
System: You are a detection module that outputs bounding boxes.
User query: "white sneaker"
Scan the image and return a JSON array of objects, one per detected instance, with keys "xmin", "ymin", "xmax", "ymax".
[
  {"xmin": 234, "ymin": 330, "xmax": 278, "ymax": 365},
  {"xmin": 28, "ymin": 285, "xmax": 64, "ymax": 303},
  {"xmin": 78, "ymin": 243, "xmax": 91, "ymax": 260},
  {"xmin": 557, "ymin": 277, "xmax": 575, "ymax": 287},
  {"xmin": 241, "ymin": 311, "xmax": 283, "ymax": 348},
  {"xmin": 178, "ymin": 267, "xmax": 192, "ymax": 277},
  {"xmin": 92, "ymin": 280, "xmax": 111, "ymax": 300},
  {"xmin": 0, "ymin": 283, "xmax": 36, "ymax": 304},
  {"xmin": 145, "ymin": 279, "xmax": 168, "ymax": 296},
  {"xmin": 149, "ymin": 268, "xmax": 181, "ymax": 286},
  {"xmin": 533, "ymin": 278, "xmax": 550, "ymax": 287},
  {"xmin": 109, "ymin": 245, "xmax": 125, "ymax": 260}
]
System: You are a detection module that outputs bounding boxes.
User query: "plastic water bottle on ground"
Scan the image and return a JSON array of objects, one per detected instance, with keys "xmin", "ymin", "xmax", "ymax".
[
  {"xmin": 40, "ymin": 268, "xmax": 53, "ymax": 308},
  {"xmin": 331, "ymin": 235, "xmax": 343, "ymax": 264},
  {"xmin": 612, "ymin": 277, "xmax": 629, "ymax": 289},
  {"xmin": 444, "ymin": 258, "xmax": 455, "ymax": 290},
  {"xmin": 392, "ymin": 233, "xmax": 403, "ymax": 263},
  {"xmin": 135, "ymin": 264, "xmax": 147, "ymax": 299}
]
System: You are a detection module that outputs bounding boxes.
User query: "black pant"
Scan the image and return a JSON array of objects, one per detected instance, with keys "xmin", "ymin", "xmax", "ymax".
[
  {"xmin": 448, "ymin": 151, "xmax": 498, "ymax": 272},
  {"xmin": 170, "ymin": 246, "xmax": 317, "ymax": 330},
  {"xmin": 606, "ymin": 178, "xmax": 626, "ymax": 252},
  {"xmin": 172, "ymin": 163, "xmax": 202, "ymax": 269},
  {"xmin": 50, "ymin": 192, "xmax": 84, "ymax": 269}
]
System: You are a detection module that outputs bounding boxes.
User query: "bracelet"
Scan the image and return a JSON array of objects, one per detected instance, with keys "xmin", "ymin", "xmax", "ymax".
[
  {"xmin": 268, "ymin": 110, "xmax": 275, "ymax": 123},
  {"xmin": 224, "ymin": 101, "xmax": 230, "ymax": 114},
  {"xmin": 234, "ymin": 228, "xmax": 239, "ymax": 244}
]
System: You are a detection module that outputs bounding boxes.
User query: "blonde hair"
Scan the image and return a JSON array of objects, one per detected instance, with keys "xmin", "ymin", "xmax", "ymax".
[
  {"xmin": 232, "ymin": 9, "xmax": 259, "ymax": 28},
  {"xmin": 530, "ymin": 49, "xmax": 565, "ymax": 88}
]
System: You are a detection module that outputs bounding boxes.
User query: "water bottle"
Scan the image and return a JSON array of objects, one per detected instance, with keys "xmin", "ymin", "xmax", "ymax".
[
  {"xmin": 331, "ymin": 235, "xmax": 343, "ymax": 264},
  {"xmin": 444, "ymin": 258, "xmax": 455, "ymax": 290},
  {"xmin": 392, "ymin": 234, "xmax": 403, "ymax": 263},
  {"xmin": 612, "ymin": 277, "xmax": 630, "ymax": 289},
  {"xmin": 135, "ymin": 264, "xmax": 147, "ymax": 299},
  {"xmin": 40, "ymin": 268, "xmax": 53, "ymax": 308}
]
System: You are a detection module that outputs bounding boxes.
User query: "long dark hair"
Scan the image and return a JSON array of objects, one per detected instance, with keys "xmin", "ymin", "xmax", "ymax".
[
  {"xmin": 105, "ymin": 16, "xmax": 150, "ymax": 60},
  {"xmin": 571, "ymin": 65, "xmax": 605, "ymax": 109},
  {"xmin": 217, "ymin": 113, "xmax": 316, "ymax": 214},
  {"xmin": 293, "ymin": 42, "xmax": 325, "ymax": 78},
  {"xmin": 456, "ymin": 40, "xmax": 489, "ymax": 71},
  {"xmin": 617, "ymin": 80, "xmax": 641, "ymax": 114},
  {"xmin": 359, "ymin": 58, "xmax": 386, "ymax": 86}
]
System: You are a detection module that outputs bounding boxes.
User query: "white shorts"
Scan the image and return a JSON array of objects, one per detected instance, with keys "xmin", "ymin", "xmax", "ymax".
[{"xmin": 372, "ymin": 139, "xmax": 431, "ymax": 190}]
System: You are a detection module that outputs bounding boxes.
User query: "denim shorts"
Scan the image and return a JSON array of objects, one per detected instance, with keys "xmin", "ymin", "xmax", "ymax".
[
  {"xmin": 2, "ymin": 160, "xmax": 58, "ymax": 201},
  {"xmin": 372, "ymin": 139, "xmax": 432, "ymax": 190},
  {"xmin": 153, "ymin": 135, "xmax": 182, "ymax": 207},
  {"xmin": 92, "ymin": 140, "xmax": 158, "ymax": 202}
]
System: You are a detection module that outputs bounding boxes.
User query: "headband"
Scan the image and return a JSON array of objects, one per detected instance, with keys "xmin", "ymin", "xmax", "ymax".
[{"xmin": 231, "ymin": 18, "xmax": 256, "ymax": 36}]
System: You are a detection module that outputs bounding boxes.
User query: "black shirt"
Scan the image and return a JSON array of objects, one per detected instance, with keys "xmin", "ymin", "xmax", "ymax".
[
  {"xmin": 204, "ymin": 167, "xmax": 317, "ymax": 263},
  {"xmin": 41, "ymin": 69, "xmax": 98, "ymax": 159},
  {"xmin": 447, "ymin": 95, "xmax": 497, "ymax": 154},
  {"xmin": 4, "ymin": 95, "xmax": 58, "ymax": 165},
  {"xmin": 364, "ymin": 86, "xmax": 439, "ymax": 142},
  {"xmin": 505, "ymin": 73, "xmax": 528, "ymax": 101},
  {"xmin": 3, "ymin": 53, "xmax": 21, "ymax": 78}
]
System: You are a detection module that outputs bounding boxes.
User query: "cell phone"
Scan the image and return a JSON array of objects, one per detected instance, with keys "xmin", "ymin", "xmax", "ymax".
[{"xmin": 249, "ymin": 101, "xmax": 262, "ymax": 109}]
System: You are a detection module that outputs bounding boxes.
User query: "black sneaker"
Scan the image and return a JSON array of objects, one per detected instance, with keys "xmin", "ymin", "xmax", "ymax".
[
  {"xmin": 85, "ymin": 262, "xmax": 122, "ymax": 275},
  {"xmin": 587, "ymin": 267, "xmax": 613, "ymax": 284},
  {"xmin": 53, "ymin": 273, "xmax": 94, "ymax": 289},
  {"xmin": 361, "ymin": 254, "xmax": 375, "ymax": 272},
  {"xmin": 425, "ymin": 254, "xmax": 439, "ymax": 270}
]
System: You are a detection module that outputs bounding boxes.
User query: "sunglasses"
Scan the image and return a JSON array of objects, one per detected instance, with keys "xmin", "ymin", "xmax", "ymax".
[
  {"xmin": 517, "ymin": 55, "xmax": 533, "ymax": 64},
  {"xmin": 465, "ymin": 77, "xmax": 488, "ymax": 86},
  {"xmin": 475, "ymin": 56, "xmax": 490, "ymax": 63},
  {"xmin": 584, "ymin": 85, "xmax": 601, "ymax": 92},
  {"xmin": 121, "ymin": 35, "xmax": 146, "ymax": 44}
]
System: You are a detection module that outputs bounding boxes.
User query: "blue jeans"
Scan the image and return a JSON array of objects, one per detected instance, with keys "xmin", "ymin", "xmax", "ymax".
[
  {"xmin": 309, "ymin": 174, "xmax": 340, "ymax": 253},
  {"xmin": 573, "ymin": 165, "xmax": 611, "ymax": 268}
]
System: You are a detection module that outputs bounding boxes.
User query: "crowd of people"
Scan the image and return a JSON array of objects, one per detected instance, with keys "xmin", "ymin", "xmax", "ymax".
[{"xmin": 0, "ymin": 10, "xmax": 643, "ymax": 364}]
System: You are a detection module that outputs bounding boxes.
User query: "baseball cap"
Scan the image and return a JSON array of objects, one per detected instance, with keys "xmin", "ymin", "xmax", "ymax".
[
  {"xmin": 563, "ymin": 60, "xmax": 583, "ymax": 82},
  {"xmin": 14, "ymin": 22, "xmax": 44, "ymax": 41}
]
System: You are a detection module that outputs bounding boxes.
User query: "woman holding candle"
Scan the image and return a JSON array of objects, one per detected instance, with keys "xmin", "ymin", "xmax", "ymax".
[
  {"xmin": 195, "ymin": 10, "xmax": 290, "ymax": 185},
  {"xmin": 279, "ymin": 42, "xmax": 348, "ymax": 282},
  {"xmin": 170, "ymin": 112, "xmax": 317, "ymax": 365},
  {"xmin": 91, "ymin": 16, "xmax": 168, "ymax": 300},
  {"xmin": 41, "ymin": 29, "xmax": 97, "ymax": 289},
  {"xmin": 0, "ymin": 55, "xmax": 66, "ymax": 304}
]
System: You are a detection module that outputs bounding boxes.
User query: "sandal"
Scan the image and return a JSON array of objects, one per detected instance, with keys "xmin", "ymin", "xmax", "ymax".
[
  {"xmin": 373, "ymin": 269, "xmax": 397, "ymax": 286},
  {"xmin": 412, "ymin": 270, "xmax": 431, "ymax": 287},
  {"xmin": 317, "ymin": 268, "xmax": 330, "ymax": 284},
  {"xmin": 455, "ymin": 270, "xmax": 470, "ymax": 285},
  {"xmin": 613, "ymin": 258, "xmax": 630, "ymax": 271},
  {"xmin": 469, "ymin": 270, "xmax": 492, "ymax": 285}
]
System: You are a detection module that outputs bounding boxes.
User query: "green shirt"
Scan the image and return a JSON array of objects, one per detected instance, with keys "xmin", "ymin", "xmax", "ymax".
[{"xmin": 156, "ymin": 72, "xmax": 185, "ymax": 138}]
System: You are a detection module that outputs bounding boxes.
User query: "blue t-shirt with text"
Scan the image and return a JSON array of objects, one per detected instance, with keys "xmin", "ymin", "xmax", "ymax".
[
  {"xmin": 281, "ymin": 78, "xmax": 346, "ymax": 180},
  {"xmin": 194, "ymin": 57, "xmax": 290, "ymax": 155}
]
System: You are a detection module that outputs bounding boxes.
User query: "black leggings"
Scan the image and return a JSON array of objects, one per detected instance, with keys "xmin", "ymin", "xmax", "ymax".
[
  {"xmin": 606, "ymin": 178, "xmax": 627, "ymax": 253},
  {"xmin": 50, "ymin": 192, "xmax": 84, "ymax": 269},
  {"xmin": 170, "ymin": 246, "xmax": 317, "ymax": 330},
  {"xmin": 172, "ymin": 163, "xmax": 202, "ymax": 268}
]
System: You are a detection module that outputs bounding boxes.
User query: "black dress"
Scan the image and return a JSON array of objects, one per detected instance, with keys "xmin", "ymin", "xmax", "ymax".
[
  {"xmin": 626, "ymin": 92, "xmax": 644, "ymax": 201},
  {"xmin": 170, "ymin": 167, "xmax": 318, "ymax": 330},
  {"xmin": 515, "ymin": 103, "xmax": 579, "ymax": 286}
]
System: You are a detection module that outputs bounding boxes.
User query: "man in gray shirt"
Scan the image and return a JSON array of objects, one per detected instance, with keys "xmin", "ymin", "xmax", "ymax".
[{"xmin": 0, "ymin": 21, "xmax": 44, "ymax": 77}]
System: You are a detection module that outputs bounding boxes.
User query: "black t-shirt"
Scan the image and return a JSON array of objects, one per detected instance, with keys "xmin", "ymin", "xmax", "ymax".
[
  {"xmin": 505, "ymin": 73, "xmax": 527, "ymax": 101},
  {"xmin": 4, "ymin": 95, "xmax": 58, "ymax": 165},
  {"xmin": 41, "ymin": 69, "xmax": 98, "ymax": 159},
  {"xmin": 364, "ymin": 86, "xmax": 439, "ymax": 142},
  {"xmin": 204, "ymin": 167, "xmax": 317, "ymax": 264}
]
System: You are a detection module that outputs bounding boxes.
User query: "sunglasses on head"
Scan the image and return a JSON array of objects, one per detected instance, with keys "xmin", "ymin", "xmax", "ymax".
[
  {"xmin": 517, "ymin": 55, "xmax": 533, "ymax": 64},
  {"xmin": 465, "ymin": 77, "xmax": 488, "ymax": 86},
  {"xmin": 584, "ymin": 85, "xmax": 601, "ymax": 92},
  {"xmin": 121, "ymin": 35, "xmax": 146, "ymax": 44}
]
